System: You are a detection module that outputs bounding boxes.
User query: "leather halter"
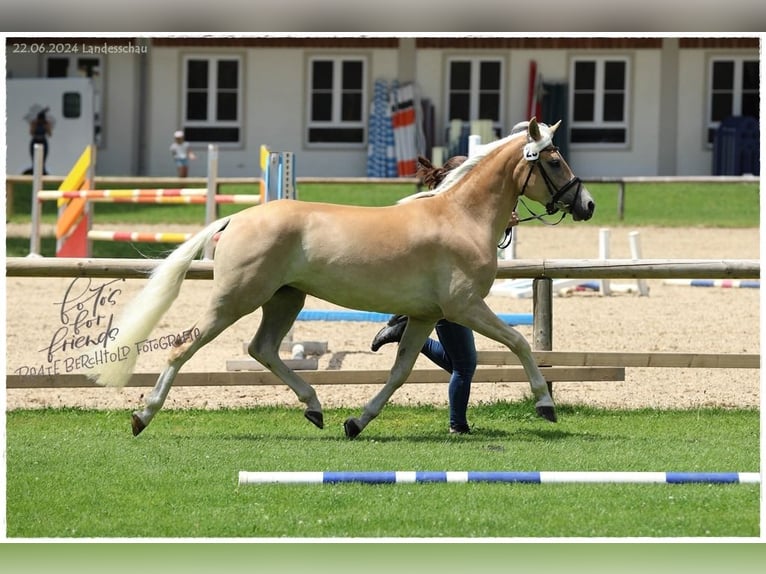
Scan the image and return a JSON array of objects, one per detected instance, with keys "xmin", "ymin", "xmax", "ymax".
[
  {"xmin": 520, "ymin": 145, "xmax": 584, "ymax": 217},
  {"xmin": 497, "ymin": 145, "xmax": 583, "ymax": 249}
]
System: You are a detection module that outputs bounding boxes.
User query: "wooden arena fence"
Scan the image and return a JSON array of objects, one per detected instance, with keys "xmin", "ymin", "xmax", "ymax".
[{"xmin": 6, "ymin": 257, "xmax": 760, "ymax": 390}]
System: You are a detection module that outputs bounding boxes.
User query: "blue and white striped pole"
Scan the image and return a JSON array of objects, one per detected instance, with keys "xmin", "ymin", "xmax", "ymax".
[
  {"xmin": 294, "ymin": 310, "xmax": 533, "ymax": 325},
  {"xmin": 238, "ymin": 471, "xmax": 760, "ymax": 486}
]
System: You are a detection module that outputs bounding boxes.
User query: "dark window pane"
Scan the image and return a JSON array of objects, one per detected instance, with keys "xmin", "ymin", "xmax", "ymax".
[
  {"xmin": 62, "ymin": 92, "xmax": 81, "ymax": 118},
  {"xmin": 742, "ymin": 61, "xmax": 759, "ymax": 90},
  {"xmin": 707, "ymin": 128, "xmax": 717, "ymax": 144},
  {"xmin": 308, "ymin": 127, "xmax": 364, "ymax": 143},
  {"xmin": 312, "ymin": 61, "xmax": 333, "ymax": 90},
  {"xmin": 216, "ymin": 92, "xmax": 237, "ymax": 121},
  {"xmin": 603, "ymin": 93, "xmax": 624, "ymax": 122},
  {"xmin": 570, "ymin": 128, "xmax": 626, "ymax": 143},
  {"xmin": 478, "ymin": 93, "xmax": 499, "ymax": 121},
  {"xmin": 341, "ymin": 93, "xmax": 362, "ymax": 121},
  {"xmin": 46, "ymin": 57, "xmax": 69, "ymax": 77},
  {"xmin": 712, "ymin": 61, "xmax": 734, "ymax": 90},
  {"xmin": 742, "ymin": 93, "xmax": 759, "ymax": 118},
  {"xmin": 711, "ymin": 92, "xmax": 733, "ymax": 121},
  {"xmin": 450, "ymin": 61, "xmax": 471, "ymax": 90},
  {"xmin": 311, "ymin": 93, "xmax": 333, "ymax": 121},
  {"xmin": 187, "ymin": 60, "xmax": 208, "ymax": 89},
  {"xmin": 448, "ymin": 93, "xmax": 470, "ymax": 121},
  {"xmin": 479, "ymin": 61, "xmax": 501, "ymax": 90},
  {"xmin": 604, "ymin": 61, "xmax": 625, "ymax": 90},
  {"xmin": 342, "ymin": 61, "xmax": 363, "ymax": 90},
  {"xmin": 186, "ymin": 92, "xmax": 208, "ymax": 120},
  {"xmin": 217, "ymin": 60, "xmax": 238, "ymax": 89},
  {"xmin": 184, "ymin": 126, "xmax": 239, "ymax": 142},
  {"xmin": 574, "ymin": 61, "xmax": 595, "ymax": 90},
  {"xmin": 573, "ymin": 93, "xmax": 594, "ymax": 121},
  {"xmin": 77, "ymin": 58, "xmax": 100, "ymax": 78}
]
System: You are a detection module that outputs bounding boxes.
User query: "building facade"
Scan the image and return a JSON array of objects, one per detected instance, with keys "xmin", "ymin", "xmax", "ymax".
[{"xmin": 5, "ymin": 36, "xmax": 760, "ymax": 178}]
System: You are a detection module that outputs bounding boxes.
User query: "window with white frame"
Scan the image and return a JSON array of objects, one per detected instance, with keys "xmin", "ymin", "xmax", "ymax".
[
  {"xmin": 45, "ymin": 55, "xmax": 104, "ymax": 146},
  {"xmin": 446, "ymin": 58, "xmax": 503, "ymax": 135},
  {"xmin": 706, "ymin": 56, "xmax": 759, "ymax": 144},
  {"xmin": 182, "ymin": 55, "xmax": 242, "ymax": 144},
  {"xmin": 569, "ymin": 56, "xmax": 629, "ymax": 146},
  {"xmin": 307, "ymin": 56, "xmax": 366, "ymax": 145}
]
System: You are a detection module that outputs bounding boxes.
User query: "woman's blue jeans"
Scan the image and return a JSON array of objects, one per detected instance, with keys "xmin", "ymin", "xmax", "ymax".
[{"xmin": 420, "ymin": 320, "xmax": 477, "ymax": 429}]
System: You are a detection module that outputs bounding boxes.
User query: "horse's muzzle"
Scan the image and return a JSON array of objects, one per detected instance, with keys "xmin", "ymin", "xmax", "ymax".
[{"xmin": 571, "ymin": 186, "xmax": 595, "ymax": 221}]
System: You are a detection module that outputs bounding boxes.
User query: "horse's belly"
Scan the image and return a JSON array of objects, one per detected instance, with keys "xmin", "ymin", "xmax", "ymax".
[{"xmin": 289, "ymin": 266, "xmax": 442, "ymax": 318}]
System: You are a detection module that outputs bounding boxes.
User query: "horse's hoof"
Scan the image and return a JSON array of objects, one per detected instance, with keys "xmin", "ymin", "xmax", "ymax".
[
  {"xmin": 343, "ymin": 418, "xmax": 362, "ymax": 439},
  {"xmin": 304, "ymin": 410, "xmax": 324, "ymax": 429},
  {"xmin": 131, "ymin": 413, "xmax": 146, "ymax": 436},
  {"xmin": 536, "ymin": 405, "xmax": 557, "ymax": 423}
]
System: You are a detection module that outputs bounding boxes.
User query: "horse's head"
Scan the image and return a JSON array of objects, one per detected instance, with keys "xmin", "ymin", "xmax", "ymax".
[{"xmin": 517, "ymin": 118, "xmax": 595, "ymax": 222}]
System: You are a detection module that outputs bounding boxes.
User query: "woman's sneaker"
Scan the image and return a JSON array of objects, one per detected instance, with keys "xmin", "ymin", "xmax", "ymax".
[
  {"xmin": 449, "ymin": 424, "xmax": 471, "ymax": 435},
  {"xmin": 370, "ymin": 314, "xmax": 408, "ymax": 352}
]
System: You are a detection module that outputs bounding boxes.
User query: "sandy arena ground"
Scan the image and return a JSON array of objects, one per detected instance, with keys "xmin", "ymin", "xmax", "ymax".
[{"xmin": 5, "ymin": 225, "xmax": 761, "ymax": 416}]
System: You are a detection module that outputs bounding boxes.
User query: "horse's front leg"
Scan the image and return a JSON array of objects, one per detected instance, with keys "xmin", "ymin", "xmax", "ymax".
[
  {"xmin": 344, "ymin": 318, "xmax": 435, "ymax": 438},
  {"xmin": 453, "ymin": 299, "xmax": 556, "ymax": 422}
]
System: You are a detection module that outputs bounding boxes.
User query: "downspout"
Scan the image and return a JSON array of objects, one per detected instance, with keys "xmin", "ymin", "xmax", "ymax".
[{"xmin": 135, "ymin": 37, "xmax": 149, "ymax": 175}]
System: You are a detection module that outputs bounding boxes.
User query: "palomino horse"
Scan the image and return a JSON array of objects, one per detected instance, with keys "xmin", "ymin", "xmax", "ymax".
[{"xmin": 86, "ymin": 118, "xmax": 594, "ymax": 438}]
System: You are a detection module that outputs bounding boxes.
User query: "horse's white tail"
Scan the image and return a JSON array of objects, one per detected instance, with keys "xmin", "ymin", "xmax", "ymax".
[{"xmin": 85, "ymin": 216, "xmax": 231, "ymax": 387}]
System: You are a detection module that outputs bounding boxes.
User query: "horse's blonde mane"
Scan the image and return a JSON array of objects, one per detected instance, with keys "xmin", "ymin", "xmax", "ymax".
[{"xmin": 398, "ymin": 127, "xmax": 530, "ymax": 203}]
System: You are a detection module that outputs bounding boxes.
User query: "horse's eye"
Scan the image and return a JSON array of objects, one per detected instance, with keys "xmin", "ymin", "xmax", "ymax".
[{"xmin": 548, "ymin": 157, "xmax": 561, "ymax": 168}]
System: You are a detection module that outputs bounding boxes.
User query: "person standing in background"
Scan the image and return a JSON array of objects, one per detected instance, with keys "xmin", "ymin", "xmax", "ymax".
[
  {"xmin": 28, "ymin": 108, "xmax": 52, "ymax": 174},
  {"xmin": 170, "ymin": 130, "xmax": 196, "ymax": 177}
]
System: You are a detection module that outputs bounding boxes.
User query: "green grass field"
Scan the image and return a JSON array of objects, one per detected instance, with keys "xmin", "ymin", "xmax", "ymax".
[
  {"xmin": 5, "ymin": 402, "xmax": 759, "ymax": 538},
  {"xmin": 5, "ymin": 177, "xmax": 760, "ymax": 539},
  {"xmin": 5, "ymin": 180, "xmax": 759, "ymax": 257}
]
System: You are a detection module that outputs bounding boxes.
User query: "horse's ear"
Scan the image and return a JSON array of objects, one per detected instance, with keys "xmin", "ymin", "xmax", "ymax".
[
  {"xmin": 549, "ymin": 120, "xmax": 562, "ymax": 135},
  {"xmin": 528, "ymin": 117, "xmax": 541, "ymax": 142}
]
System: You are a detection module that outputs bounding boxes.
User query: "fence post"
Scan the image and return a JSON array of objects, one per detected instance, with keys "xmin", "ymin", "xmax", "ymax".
[
  {"xmin": 532, "ymin": 277, "xmax": 554, "ymax": 395},
  {"xmin": 617, "ymin": 181, "xmax": 626, "ymax": 220}
]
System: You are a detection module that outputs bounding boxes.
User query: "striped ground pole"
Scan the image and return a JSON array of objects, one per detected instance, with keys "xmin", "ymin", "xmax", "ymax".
[
  {"xmin": 663, "ymin": 279, "xmax": 760, "ymax": 289},
  {"xmin": 238, "ymin": 471, "xmax": 760, "ymax": 486},
  {"xmin": 295, "ymin": 310, "xmax": 533, "ymax": 325}
]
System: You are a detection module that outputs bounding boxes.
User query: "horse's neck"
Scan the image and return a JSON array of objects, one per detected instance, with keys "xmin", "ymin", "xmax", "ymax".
[{"xmin": 446, "ymin": 143, "xmax": 521, "ymax": 240}]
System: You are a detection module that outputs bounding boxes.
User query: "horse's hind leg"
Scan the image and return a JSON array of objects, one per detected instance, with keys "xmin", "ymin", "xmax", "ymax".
[
  {"xmin": 132, "ymin": 309, "xmax": 240, "ymax": 436},
  {"xmin": 247, "ymin": 287, "xmax": 324, "ymax": 428}
]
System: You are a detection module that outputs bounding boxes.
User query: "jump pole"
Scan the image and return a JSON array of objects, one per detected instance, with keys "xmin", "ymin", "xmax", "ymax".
[
  {"xmin": 238, "ymin": 471, "xmax": 760, "ymax": 485},
  {"xmin": 204, "ymin": 144, "xmax": 218, "ymax": 259},
  {"xmin": 29, "ymin": 143, "xmax": 45, "ymax": 256},
  {"xmin": 37, "ymin": 191, "xmax": 260, "ymax": 204},
  {"xmin": 629, "ymin": 231, "xmax": 650, "ymax": 296}
]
